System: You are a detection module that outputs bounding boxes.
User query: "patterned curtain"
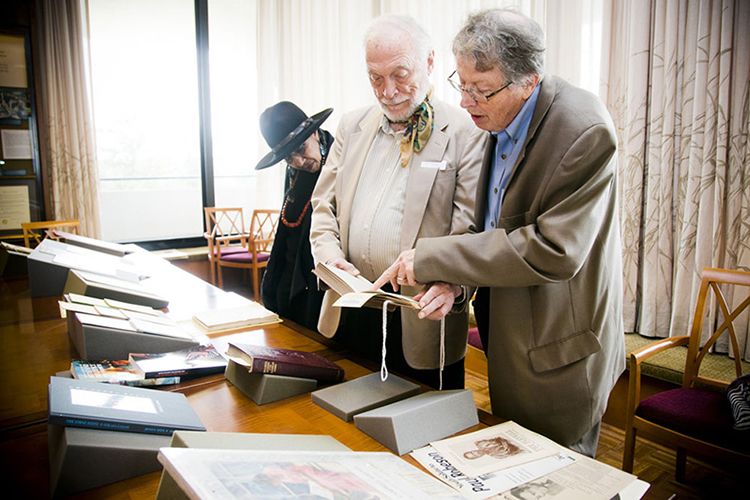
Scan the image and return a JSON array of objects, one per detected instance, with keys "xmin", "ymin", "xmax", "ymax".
[
  {"xmin": 603, "ymin": 0, "xmax": 750, "ymax": 358},
  {"xmin": 35, "ymin": 0, "xmax": 101, "ymax": 238}
]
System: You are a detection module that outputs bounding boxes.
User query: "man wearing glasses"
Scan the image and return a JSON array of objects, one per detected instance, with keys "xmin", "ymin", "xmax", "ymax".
[
  {"xmin": 375, "ymin": 9, "xmax": 624, "ymax": 457},
  {"xmin": 310, "ymin": 14, "xmax": 485, "ymax": 390}
]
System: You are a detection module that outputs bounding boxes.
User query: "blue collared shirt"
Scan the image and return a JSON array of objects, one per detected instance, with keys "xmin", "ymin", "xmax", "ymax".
[{"xmin": 484, "ymin": 84, "xmax": 540, "ymax": 231}]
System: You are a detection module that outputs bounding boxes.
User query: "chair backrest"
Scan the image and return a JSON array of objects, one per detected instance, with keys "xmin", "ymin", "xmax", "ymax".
[
  {"xmin": 684, "ymin": 267, "xmax": 750, "ymax": 390},
  {"xmin": 248, "ymin": 209, "xmax": 279, "ymax": 255},
  {"xmin": 204, "ymin": 207, "xmax": 246, "ymax": 239},
  {"xmin": 21, "ymin": 219, "xmax": 80, "ymax": 248}
]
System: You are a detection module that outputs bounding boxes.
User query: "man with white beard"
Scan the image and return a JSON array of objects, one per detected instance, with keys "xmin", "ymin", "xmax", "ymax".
[{"xmin": 310, "ymin": 14, "xmax": 485, "ymax": 389}]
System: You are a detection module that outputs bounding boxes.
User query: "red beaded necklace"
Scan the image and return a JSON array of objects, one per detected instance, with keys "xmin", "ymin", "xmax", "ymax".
[
  {"xmin": 280, "ymin": 132, "xmax": 328, "ymax": 228},
  {"xmin": 280, "ymin": 194, "xmax": 310, "ymax": 228}
]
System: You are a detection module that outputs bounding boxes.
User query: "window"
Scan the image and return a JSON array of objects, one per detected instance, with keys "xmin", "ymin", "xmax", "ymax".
[{"xmin": 89, "ymin": 0, "xmax": 205, "ymax": 244}]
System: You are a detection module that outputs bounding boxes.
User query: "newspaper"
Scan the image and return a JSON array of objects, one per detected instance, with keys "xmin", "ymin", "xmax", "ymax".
[
  {"xmin": 411, "ymin": 445, "xmax": 576, "ymax": 499},
  {"xmin": 422, "ymin": 421, "xmax": 643, "ymax": 500},
  {"xmin": 493, "ymin": 452, "xmax": 642, "ymax": 500},
  {"xmin": 429, "ymin": 421, "xmax": 563, "ymax": 477},
  {"xmin": 158, "ymin": 448, "xmax": 463, "ymax": 499}
]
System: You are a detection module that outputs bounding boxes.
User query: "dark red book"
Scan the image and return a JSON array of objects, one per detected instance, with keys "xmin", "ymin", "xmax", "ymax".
[{"xmin": 226, "ymin": 343, "xmax": 344, "ymax": 384}]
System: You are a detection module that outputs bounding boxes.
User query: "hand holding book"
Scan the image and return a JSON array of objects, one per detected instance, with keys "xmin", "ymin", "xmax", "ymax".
[
  {"xmin": 313, "ymin": 261, "xmax": 420, "ymax": 310},
  {"xmin": 372, "ymin": 248, "xmax": 418, "ymax": 292}
]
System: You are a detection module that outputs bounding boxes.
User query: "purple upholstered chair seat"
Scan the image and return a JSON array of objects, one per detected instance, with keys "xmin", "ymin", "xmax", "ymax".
[
  {"xmin": 468, "ymin": 326, "xmax": 483, "ymax": 350},
  {"xmin": 219, "ymin": 251, "xmax": 270, "ymax": 263},
  {"xmin": 214, "ymin": 246, "xmax": 249, "ymax": 257},
  {"xmin": 636, "ymin": 387, "xmax": 750, "ymax": 452}
]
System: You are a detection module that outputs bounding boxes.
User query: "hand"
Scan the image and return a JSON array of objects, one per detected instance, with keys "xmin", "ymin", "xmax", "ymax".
[
  {"xmin": 372, "ymin": 249, "xmax": 417, "ymax": 292},
  {"xmin": 413, "ymin": 282, "xmax": 462, "ymax": 320},
  {"xmin": 328, "ymin": 258, "xmax": 360, "ymax": 276}
]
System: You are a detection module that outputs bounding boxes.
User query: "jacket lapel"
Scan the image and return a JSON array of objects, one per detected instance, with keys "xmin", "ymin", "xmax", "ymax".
[
  {"xmin": 400, "ymin": 102, "xmax": 449, "ymax": 250},
  {"xmin": 504, "ymin": 77, "xmax": 556, "ymax": 197}
]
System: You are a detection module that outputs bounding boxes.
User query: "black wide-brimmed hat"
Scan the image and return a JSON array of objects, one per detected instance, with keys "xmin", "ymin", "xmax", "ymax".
[{"xmin": 255, "ymin": 101, "xmax": 333, "ymax": 170}]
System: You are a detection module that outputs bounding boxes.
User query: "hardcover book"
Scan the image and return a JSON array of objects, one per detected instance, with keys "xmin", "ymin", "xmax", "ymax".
[
  {"xmin": 129, "ymin": 344, "xmax": 227, "ymax": 379},
  {"xmin": 48, "ymin": 376, "xmax": 205, "ymax": 435},
  {"xmin": 70, "ymin": 359, "xmax": 181, "ymax": 387},
  {"xmin": 313, "ymin": 262, "xmax": 420, "ymax": 310},
  {"xmin": 226, "ymin": 343, "xmax": 344, "ymax": 384},
  {"xmin": 193, "ymin": 302, "xmax": 280, "ymax": 332}
]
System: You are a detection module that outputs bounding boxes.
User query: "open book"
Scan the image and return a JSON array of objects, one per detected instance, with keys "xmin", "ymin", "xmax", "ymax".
[{"xmin": 313, "ymin": 262, "xmax": 420, "ymax": 310}]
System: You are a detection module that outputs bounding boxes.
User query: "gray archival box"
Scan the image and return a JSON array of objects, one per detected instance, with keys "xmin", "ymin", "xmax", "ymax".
[
  {"xmin": 224, "ymin": 358, "xmax": 318, "ymax": 404},
  {"xmin": 48, "ymin": 424, "xmax": 171, "ymax": 497},
  {"xmin": 311, "ymin": 372, "xmax": 421, "ymax": 422},
  {"xmin": 155, "ymin": 431, "xmax": 351, "ymax": 500},
  {"xmin": 354, "ymin": 389, "xmax": 479, "ymax": 455},
  {"xmin": 66, "ymin": 311, "xmax": 199, "ymax": 360}
]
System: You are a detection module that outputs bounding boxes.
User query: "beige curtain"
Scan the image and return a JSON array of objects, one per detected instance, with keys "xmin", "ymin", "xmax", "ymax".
[
  {"xmin": 35, "ymin": 0, "xmax": 100, "ymax": 238},
  {"xmin": 603, "ymin": 0, "xmax": 750, "ymax": 358}
]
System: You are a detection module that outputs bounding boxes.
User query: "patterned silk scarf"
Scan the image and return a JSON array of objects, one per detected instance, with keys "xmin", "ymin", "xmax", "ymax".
[{"xmin": 398, "ymin": 93, "xmax": 434, "ymax": 168}]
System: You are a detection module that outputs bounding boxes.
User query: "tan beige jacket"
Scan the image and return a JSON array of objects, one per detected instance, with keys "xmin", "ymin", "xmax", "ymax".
[{"xmin": 310, "ymin": 99, "xmax": 486, "ymax": 369}]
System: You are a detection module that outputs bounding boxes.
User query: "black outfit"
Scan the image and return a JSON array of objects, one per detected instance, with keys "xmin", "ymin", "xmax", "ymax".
[
  {"xmin": 335, "ymin": 284, "xmax": 465, "ymax": 390},
  {"xmin": 260, "ymin": 130, "xmax": 332, "ymax": 330}
]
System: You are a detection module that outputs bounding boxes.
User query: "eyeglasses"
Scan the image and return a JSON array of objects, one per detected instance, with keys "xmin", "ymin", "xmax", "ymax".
[
  {"xmin": 284, "ymin": 141, "xmax": 307, "ymax": 164},
  {"xmin": 447, "ymin": 70, "xmax": 513, "ymax": 103}
]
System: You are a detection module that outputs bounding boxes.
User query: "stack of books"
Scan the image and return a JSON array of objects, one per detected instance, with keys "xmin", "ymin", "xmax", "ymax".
[{"xmin": 70, "ymin": 344, "xmax": 227, "ymax": 387}]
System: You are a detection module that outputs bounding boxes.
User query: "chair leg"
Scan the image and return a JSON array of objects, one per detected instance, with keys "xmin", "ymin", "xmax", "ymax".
[
  {"xmin": 675, "ymin": 448, "xmax": 687, "ymax": 482},
  {"xmin": 622, "ymin": 425, "xmax": 636, "ymax": 472},
  {"xmin": 209, "ymin": 260, "xmax": 216, "ymax": 285},
  {"xmin": 218, "ymin": 265, "xmax": 224, "ymax": 289},
  {"xmin": 251, "ymin": 267, "xmax": 260, "ymax": 302}
]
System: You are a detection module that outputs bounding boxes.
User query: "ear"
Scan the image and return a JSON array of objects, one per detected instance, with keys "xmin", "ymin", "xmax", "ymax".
[
  {"xmin": 521, "ymin": 74, "xmax": 541, "ymax": 99},
  {"xmin": 426, "ymin": 49, "xmax": 435, "ymax": 76}
]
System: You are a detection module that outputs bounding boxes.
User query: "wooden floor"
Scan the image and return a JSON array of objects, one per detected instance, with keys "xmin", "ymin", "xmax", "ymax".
[{"xmin": 464, "ymin": 356, "xmax": 744, "ymax": 499}]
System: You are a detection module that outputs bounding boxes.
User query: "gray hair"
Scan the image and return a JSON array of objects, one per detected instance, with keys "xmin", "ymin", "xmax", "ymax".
[
  {"xmin": 453, "ymin": 8, "xmax": 545, "ymax": 84},
  {"xmin": 364, "ymin": 14, "xmax": 433, "ymax": 62}
]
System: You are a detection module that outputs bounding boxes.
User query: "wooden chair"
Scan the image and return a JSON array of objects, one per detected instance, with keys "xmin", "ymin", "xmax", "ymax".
[
  {"xmin": 205, "ymin": 208, "xmax": 279, "ymax": 301},
  {"xmin": 203, "ymin": 208, "xmax": 249, "ymax": 285},
  {"xmin": 622, "ymin": 267, "xmax": 750, "ymax": 480},
  {"xmin": 21, "ymin": 219, "xmax": 80, "ymax": 248}
]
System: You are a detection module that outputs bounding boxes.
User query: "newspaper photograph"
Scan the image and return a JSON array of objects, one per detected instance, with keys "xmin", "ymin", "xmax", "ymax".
[
  {"xmin": 158, "ymin": 448, "xmax": 464, "ymax": 500},
  {"xmin": 494, "ymin": 450, "xmax": 640, "ymax": 500},
  {"xmin": 429, "ymin": 421, "xmax": 564, "ymax": 477},
  {"xmin": 411, "ymin": 445, "xmax": 576, "ymax": 499}
]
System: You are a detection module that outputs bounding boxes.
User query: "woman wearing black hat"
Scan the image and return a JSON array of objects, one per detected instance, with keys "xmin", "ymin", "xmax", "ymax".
[{"xmin": 255, "ymin": 101, "xmax": 333, "ymax": 330}]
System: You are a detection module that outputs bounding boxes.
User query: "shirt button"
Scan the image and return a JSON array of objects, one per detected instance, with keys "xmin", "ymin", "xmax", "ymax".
[
  {"xmin": 490, "ymin": 221, "xmax": 495, "ymax": 227},
  {"xmin": 494, "ymin": 187, "xmax": 498, "ymax": 194},
  {"xmin": 501, "ymin": 154, "xmax": 507, "ymax": 160}
]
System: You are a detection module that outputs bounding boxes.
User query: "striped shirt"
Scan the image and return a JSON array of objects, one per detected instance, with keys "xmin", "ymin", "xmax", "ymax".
[{"xmin": 348, "ymin": 118, "xmax": 409, "ymax": 280}]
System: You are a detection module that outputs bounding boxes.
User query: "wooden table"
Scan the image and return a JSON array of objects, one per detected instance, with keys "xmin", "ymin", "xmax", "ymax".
[{"xmin": 0, "ymin": 261, "xmax": 492, "ymax": 499}]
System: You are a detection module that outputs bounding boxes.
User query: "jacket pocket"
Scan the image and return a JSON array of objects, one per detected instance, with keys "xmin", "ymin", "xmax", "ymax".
[{"xmin": 528, "ymin": 329, "xmax": 601, "ymax": 373}]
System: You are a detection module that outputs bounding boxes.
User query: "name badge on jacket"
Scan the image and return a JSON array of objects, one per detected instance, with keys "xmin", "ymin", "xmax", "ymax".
[{"xmin": 420, "ymin": 160, "xmax": 448, "ymax": 170}]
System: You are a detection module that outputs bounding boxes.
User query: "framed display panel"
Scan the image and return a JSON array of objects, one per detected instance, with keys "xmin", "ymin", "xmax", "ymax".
[{"xmin": 0, "ymin": 28, "xmax": 43, "ymax": 239}]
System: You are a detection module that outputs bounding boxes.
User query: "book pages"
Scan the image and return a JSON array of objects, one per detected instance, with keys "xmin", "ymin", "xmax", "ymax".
[{"xmin": 315, "ymin": 262, "xmax": 420, "ymax": 310}]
